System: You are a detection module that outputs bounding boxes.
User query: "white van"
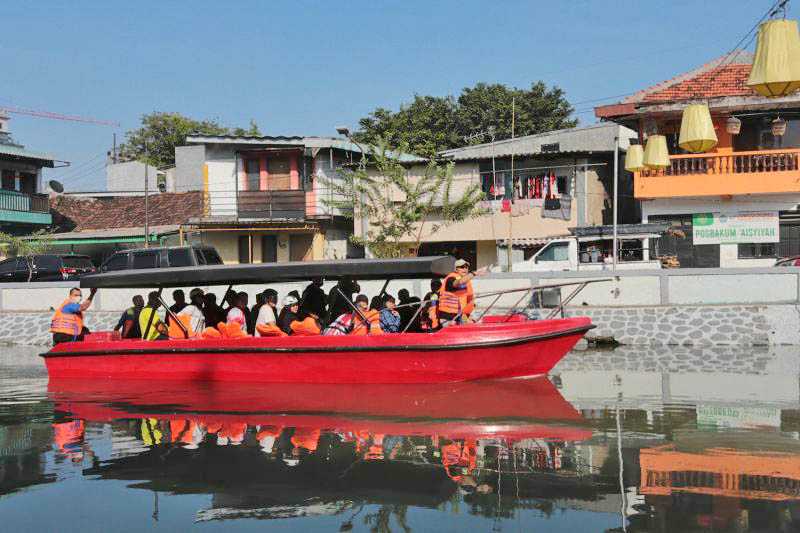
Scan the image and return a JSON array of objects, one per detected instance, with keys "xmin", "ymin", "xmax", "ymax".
[{"xmin": 509, "ymin": 225, "xmax": 666, "ymax": 272}]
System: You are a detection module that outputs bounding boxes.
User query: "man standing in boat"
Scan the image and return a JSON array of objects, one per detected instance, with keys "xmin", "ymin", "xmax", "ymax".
[
  {"xmin": 438, "ymin": 259, "xmax": 485, "ymax": 325},
  {"xmin": 51, "ymin": 287, "xmax": 97, "ymax": 345}
]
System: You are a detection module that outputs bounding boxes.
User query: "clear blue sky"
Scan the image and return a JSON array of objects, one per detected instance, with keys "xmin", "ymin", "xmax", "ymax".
[{"xmin": 0, "ymin": 0, "xmax": 784, "ymax": 191}]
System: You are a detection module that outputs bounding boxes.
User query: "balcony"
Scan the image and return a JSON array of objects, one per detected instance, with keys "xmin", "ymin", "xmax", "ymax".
[
  {"xmin": 0, "ymin": 190, "xmax": 52, "ymax": 225},
  {"xmin": 635, "ymin": 148, "xmax": 800, "ymax": 199},
  {"xmin": 237, "ymin": 190, "xmax": 306, "ymax": 220}
]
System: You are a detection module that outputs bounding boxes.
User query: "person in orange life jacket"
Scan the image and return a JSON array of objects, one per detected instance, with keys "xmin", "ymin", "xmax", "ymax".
[
  {"xmin": 255, "ymin": 289, "xmax": 285, "ymax": 336},
  {"xmin": 51, "ymin": 287, "xmax": 97, "ymax": 345},
  {"xmin": 290, "ymin": 306, "xmax": 323, "ymax": 336},
  {"xmin": 351, "ymin": 294, "xmax": 382, "ymax": 335},
  {"xmin": 167, "ymin": 289, "xmax": 187, "ymax": 325},
  {"xmin": 278, "ymin": 295, "xmax": 300, "ymax": 335},
  {"xmin": 438, "ymin": 259, "xmax": 486, "ymax": 325},
  {"xmin": 421, "ymin": 279, "xmax": 442, "ymax": 331}
]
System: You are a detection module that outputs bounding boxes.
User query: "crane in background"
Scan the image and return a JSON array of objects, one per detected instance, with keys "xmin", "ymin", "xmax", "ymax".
[{"xmin": 0, "ymin": 105, "xmax": 120, "ymax": 127}]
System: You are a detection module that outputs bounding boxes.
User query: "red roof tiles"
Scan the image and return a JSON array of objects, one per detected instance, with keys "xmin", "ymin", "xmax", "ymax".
[
  {"xmin": 641, "ymin": 63, "xmax": 753, "ymax": 102},
  {"xmin": 50, "ymin": 192, "xmax": 203, "ymax": 232}
]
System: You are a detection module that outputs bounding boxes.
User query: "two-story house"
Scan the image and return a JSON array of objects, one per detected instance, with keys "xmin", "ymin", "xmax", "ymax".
[
  {"xmin": 0, "ymin": 112, "xmax": 54, "ymax": 234},
  {"xmin": 595, "ymin": 51, "xmax": 800, "ymax": 268},
  {"xmin": 174, "ymin": 135, "xmax": 401, "ymax": 263}
]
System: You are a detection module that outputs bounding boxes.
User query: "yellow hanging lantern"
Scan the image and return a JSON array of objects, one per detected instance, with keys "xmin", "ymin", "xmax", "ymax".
[
  {"xmin": 747, "ymin": 19, "xmax": 800, "ymax": 97},
  {"xmin": 624, "ymin": 144, "xmax": 644, "ymax": 172},
  {"xmin": 642, "ymin": 135, "xmax": 670, "ymax": 169},
  {"xmin": 678, "ymin": 104, "xmax": 718, "ymax": 153}
]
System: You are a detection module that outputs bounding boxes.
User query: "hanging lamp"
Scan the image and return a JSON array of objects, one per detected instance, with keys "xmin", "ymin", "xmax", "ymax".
[
  {"xmin": 726, "ymin": 116, "xmax": 742, "ymax": 135},
  {"xmin": 772, "ymin": 116, "xmax": 788, "ymax": 136},
  {"xmin": 642, "ymin": 135, "xmax": 670, "ymax": 169},
  {"xmin": 747, "ymin": 19, "xmax": 800, "ymax": 97},
  {"xmin": 624, "ymin": 144, "xmax": 644, "ymax": 172},
  {"xmin": 678, "ymin": 103, "xmax": 718, "ymax": 152}
]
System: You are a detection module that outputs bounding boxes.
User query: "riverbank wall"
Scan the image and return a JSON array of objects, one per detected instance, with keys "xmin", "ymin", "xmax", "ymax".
[{"xmin": 4, "ymin": 266, "xmax": 800, "ymax": 346}]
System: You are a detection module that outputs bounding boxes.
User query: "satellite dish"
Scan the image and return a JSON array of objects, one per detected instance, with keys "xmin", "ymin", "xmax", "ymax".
[{"xmin": 48, "ymin": 180, "xmax": 64, "ymax": 193}]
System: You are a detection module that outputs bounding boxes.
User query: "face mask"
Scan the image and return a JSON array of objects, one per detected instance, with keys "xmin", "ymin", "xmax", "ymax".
[{"xmin": 70, "ymin": 295, "xmax": 81, "ymax": 304}]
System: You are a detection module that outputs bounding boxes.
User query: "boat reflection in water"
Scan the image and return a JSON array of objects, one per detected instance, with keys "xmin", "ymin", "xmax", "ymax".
[{"xmin": 48, "ymin": 377, "xmax": 597, "ymax": 523}]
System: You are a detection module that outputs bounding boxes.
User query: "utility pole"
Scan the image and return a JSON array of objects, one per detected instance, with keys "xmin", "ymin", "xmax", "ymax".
[
  {"xmin": 144, "ymin": 141, "xmax": 150, "ymax": 249},
  {"xmin": 507, "ymin": 97, "xmax": 515, "ymax": 272},
  {"xmin": 612, "ymin": 135, "xmax": 619, "ymax": 271}
]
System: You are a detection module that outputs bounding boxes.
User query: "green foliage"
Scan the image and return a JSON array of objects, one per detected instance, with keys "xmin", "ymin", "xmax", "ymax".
[
  {"xmin": 320, "ymin": 140, "xmax": 484, "ymax": 258},
  {"xmin": 354, "ymin": 82, "xmax": 577, "ymax": 155},
  {"xmin": 119, "ymin": 112, "xmax": 262, "ymax": 168}
]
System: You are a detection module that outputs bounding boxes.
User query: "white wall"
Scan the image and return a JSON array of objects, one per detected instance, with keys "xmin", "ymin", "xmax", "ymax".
[{"xmin": 106, "ymin": 160, "xmax": 159, "ymax": 192}]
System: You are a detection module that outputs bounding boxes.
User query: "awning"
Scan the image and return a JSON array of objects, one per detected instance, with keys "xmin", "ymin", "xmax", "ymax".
[
  {"xmin": 80, "ymin": 256, "xmax": 456, "ymax": 288},
  {"xmin": 498, "ymin": 236, "xmax": 570, "ymax": 248}
]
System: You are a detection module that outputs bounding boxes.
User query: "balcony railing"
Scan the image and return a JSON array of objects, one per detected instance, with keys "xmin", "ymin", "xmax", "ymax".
[
  {"xmin": 639, "ymin": 148, "xmax": 800, "ymax": 177},
  {"xmin": 0, "ymin": 190, "xmax": 49, "ymax": 214},
  {"xmin": 635, "ymin": 148, "xmax": 800, "ymax": 198},
  {"xmin": 237, "ymin": 189, "xmax": 306, "ymax": 219}
]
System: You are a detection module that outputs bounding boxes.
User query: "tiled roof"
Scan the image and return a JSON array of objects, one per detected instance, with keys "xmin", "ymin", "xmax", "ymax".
[
  {"xmin": 641, "ymin": 63, "xmax": 753, "ymax": 102},
  {"xmin": 49, "ymin": 191, "xmax": 203, "ymax": 233}
]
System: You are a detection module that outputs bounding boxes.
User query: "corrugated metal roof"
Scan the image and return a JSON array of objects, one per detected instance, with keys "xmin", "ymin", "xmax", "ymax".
[
  {"xmin": 437, "ymin": 123, "xmax": 637, "ymax": 162},
  {"xmin": 0, "ymin": 143, "xmax": 56, "ymax": 167},
  {"xmin": 49, "ymin": 224, "xmax": 180, "ymax": 241},
  {"xmin": 185, "ymin": 135, "xmax": 425, "ymax": 163}
]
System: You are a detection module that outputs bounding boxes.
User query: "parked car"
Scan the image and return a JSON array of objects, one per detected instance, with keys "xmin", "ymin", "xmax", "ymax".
[
  {"xmin": 0, "ymin": 254, "xmax": 96, "ymax": 282},
  {"xmin": 775, "ymin": 256, "xmax": 800, "ymax": 267},
  {"xmin": 99, "ymin": 245, "xmax": 223, "ymax": 272}
]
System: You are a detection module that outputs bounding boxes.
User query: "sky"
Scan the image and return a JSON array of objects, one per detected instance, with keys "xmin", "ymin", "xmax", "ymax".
[{"xmin": 0, "ymin": 0, "xmax": 785, "ymax": 191}]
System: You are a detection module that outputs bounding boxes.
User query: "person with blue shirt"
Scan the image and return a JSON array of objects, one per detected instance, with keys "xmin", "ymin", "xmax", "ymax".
[
  {"xmin": 379, "ymin": 294, "xmax": 402, "ymax": 333},
  {"xmin": 51, "ymin": 287, "xmax": 97, "ymax": 345}
]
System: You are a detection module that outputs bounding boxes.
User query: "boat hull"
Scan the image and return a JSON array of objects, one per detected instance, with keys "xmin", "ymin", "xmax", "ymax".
[{"xmin": 42, "ymin": 317, "xmax": 592, "ymax": 384}]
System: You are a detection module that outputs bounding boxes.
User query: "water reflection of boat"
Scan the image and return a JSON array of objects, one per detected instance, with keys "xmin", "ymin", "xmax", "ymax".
[
  {"xmin": 48, "ymin": 377, "xmax": 592, "ymax": 441},
  {"xmin": 47, "ymin": 377, "xmax": 604, "ymax": 523}
]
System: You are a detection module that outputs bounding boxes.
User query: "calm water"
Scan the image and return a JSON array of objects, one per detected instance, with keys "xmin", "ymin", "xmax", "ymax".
[{"xmin": 2, "ymin": 345, "xmax": 800, "ymax": 532}]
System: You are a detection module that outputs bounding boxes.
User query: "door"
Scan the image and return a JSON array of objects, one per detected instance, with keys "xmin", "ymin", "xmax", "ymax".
[
  {"xmin": 262, "ymin": 235, "xmax": 277, "ymax": 263},
  {"xmin": 289, "ymin": 234, "xmax": 314, "ymax": 262}
]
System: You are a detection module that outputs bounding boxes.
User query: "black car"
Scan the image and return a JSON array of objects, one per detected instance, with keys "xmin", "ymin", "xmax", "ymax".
[
  {"xmin": 0, "ymin": 254, "xmax": 96, "ymax": 282},
  {"xmin": 99, "ymin": 245, "xmax": 223, "ymax": 272}
]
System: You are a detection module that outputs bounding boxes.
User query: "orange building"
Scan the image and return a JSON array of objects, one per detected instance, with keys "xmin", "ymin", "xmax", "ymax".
[{"xmin": 596, "ymin": 51, "xmax": 800, "ymax": 268}]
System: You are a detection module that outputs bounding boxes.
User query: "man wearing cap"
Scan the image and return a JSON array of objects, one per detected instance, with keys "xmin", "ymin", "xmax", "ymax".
[
  {"xmin": 438, "ymin": 259, "xmax": 484, "ymax": 325},
  {"xmin": 278, "ymin": 295, "xmax": 300, "ymax": 335}
]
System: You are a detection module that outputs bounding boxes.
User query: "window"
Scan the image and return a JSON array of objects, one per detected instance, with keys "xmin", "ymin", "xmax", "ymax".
[
  {"xmin": 62, "ymin": 256, "xmax": 94, "ymax": 269},
  {"xmin": 0, "ymin": 258, "xmax": 16, "ymax": 274},
  {"xmin": 267, "ymin": 156, "xmax": 291, "ymax": 190},
  {"xmin": 738, "ymin": 242, "xmax": 776, "ymax": 259},
  {"xmin": 536, "ymin": 242, "xmax": 569, "ymax": 262},
  {"xmin": 238, "ymin": 236, "xmax": 252, "ymax": 264},
  {"xmin": 196, "ymin": 247, "xmax": 223, "ymax": 265},
  {"xmin": 132, "ymin": 251, "xmax": 159, "ymax": 269},
  {"xmin": 103, "ymin": 253, "xmax": 129, "ymax": 271},
  {"xmin": 33, "ymin": 255, "xmax": 60, "ymax": 270},
  {"xmin": 245, "ymin": 158, "xmax": 260, "ymax": 191},
  {"xmin": 1, "ymin": 170, "xmax": 14, "ymax": 191},
  {"xmin": 168, "ymin": 248, "xmax": 192, "ymax": 267}
]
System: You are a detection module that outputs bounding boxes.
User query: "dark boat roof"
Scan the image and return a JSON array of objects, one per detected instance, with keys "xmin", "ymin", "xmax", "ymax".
[{"xmin": 80, "ymin": 256, "xmax": 455, "ymax": 289}]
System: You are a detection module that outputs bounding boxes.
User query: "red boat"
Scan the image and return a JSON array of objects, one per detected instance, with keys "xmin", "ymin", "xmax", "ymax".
[{"xmin": 41, "ymin": 257, "xmax": 596, "ymax": 384}]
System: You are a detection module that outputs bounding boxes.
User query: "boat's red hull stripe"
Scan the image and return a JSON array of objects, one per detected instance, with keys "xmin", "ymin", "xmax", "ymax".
[{"xmin": 40, "ymin": 325, "xmax": 594, "ymax": 358}]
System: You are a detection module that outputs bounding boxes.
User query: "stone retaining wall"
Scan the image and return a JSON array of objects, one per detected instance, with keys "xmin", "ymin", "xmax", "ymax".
[{"xmin": 8, "ymin": 303, "xmax": 800, "ymax": 347}]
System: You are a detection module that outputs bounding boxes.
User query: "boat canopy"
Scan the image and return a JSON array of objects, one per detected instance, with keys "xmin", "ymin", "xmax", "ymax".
[{"xmin": 79, "ymin": 256, "xmax": 456, "ymax": 289}]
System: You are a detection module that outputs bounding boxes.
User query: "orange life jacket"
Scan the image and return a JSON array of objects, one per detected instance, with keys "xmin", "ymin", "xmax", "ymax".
[
  {"xmin": 168, "ymin": 314, "xmax": 196, "ymax": 339},
  {"xmin": 256, "ymin": 323, "xmax": 287, "ymax": 337},
  {"xmin": 351, "ymin": 310, "xmax": 383, "ymax": 335},
  {"xmin": 169, "ymin": 420, "xmax": 197, "ymax": 445},
  {"xmin": 256, "ymin": 425, "xmax": 283, "ymax": 440},
  {"xmin": 218, "ymin": 321, "xmax": 248, "ymax": 339},
  {"xmin": 200, "ymin": 327, "xmax": 222, "ymax": 339},
  {"xmin": 291, "ymin": 427, "xmax": 321, "ymax": 451},
  {"xmin": 438, "ymin": 273, "xmax": 474, "ymax": 318},
  {"xmin": 50, "ymin": 299, "xmax": 84, "ymax": 337},
  {"xmin": 290, "ymin": 317, "xmax": 321, "ymax": 336}
]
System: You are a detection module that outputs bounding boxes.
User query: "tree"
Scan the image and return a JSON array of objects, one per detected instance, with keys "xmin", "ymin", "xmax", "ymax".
[
  {"xmin": 320, "ymin": 140, "xmax": 485, "ymax": 258},
  {"xmin": 119, "ymin": 112, "xmax": 262, "ymax": 168},
  {"xmin": 353, "ymin": 82, "xmax": 577, "ymax": 155},
  {"xmin": 0, "ymin": 230, "xmax": 54, "ymax": 282}
]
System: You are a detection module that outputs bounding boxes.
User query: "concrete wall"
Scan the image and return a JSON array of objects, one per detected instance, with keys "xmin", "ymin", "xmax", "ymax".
[
  {"xmin": 174, "ymin": 145, "xmax": 205, "ymax": 193},
  {"xmin": 106, "ymin": 161, "xmax": 160, "ymax": 192}
]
